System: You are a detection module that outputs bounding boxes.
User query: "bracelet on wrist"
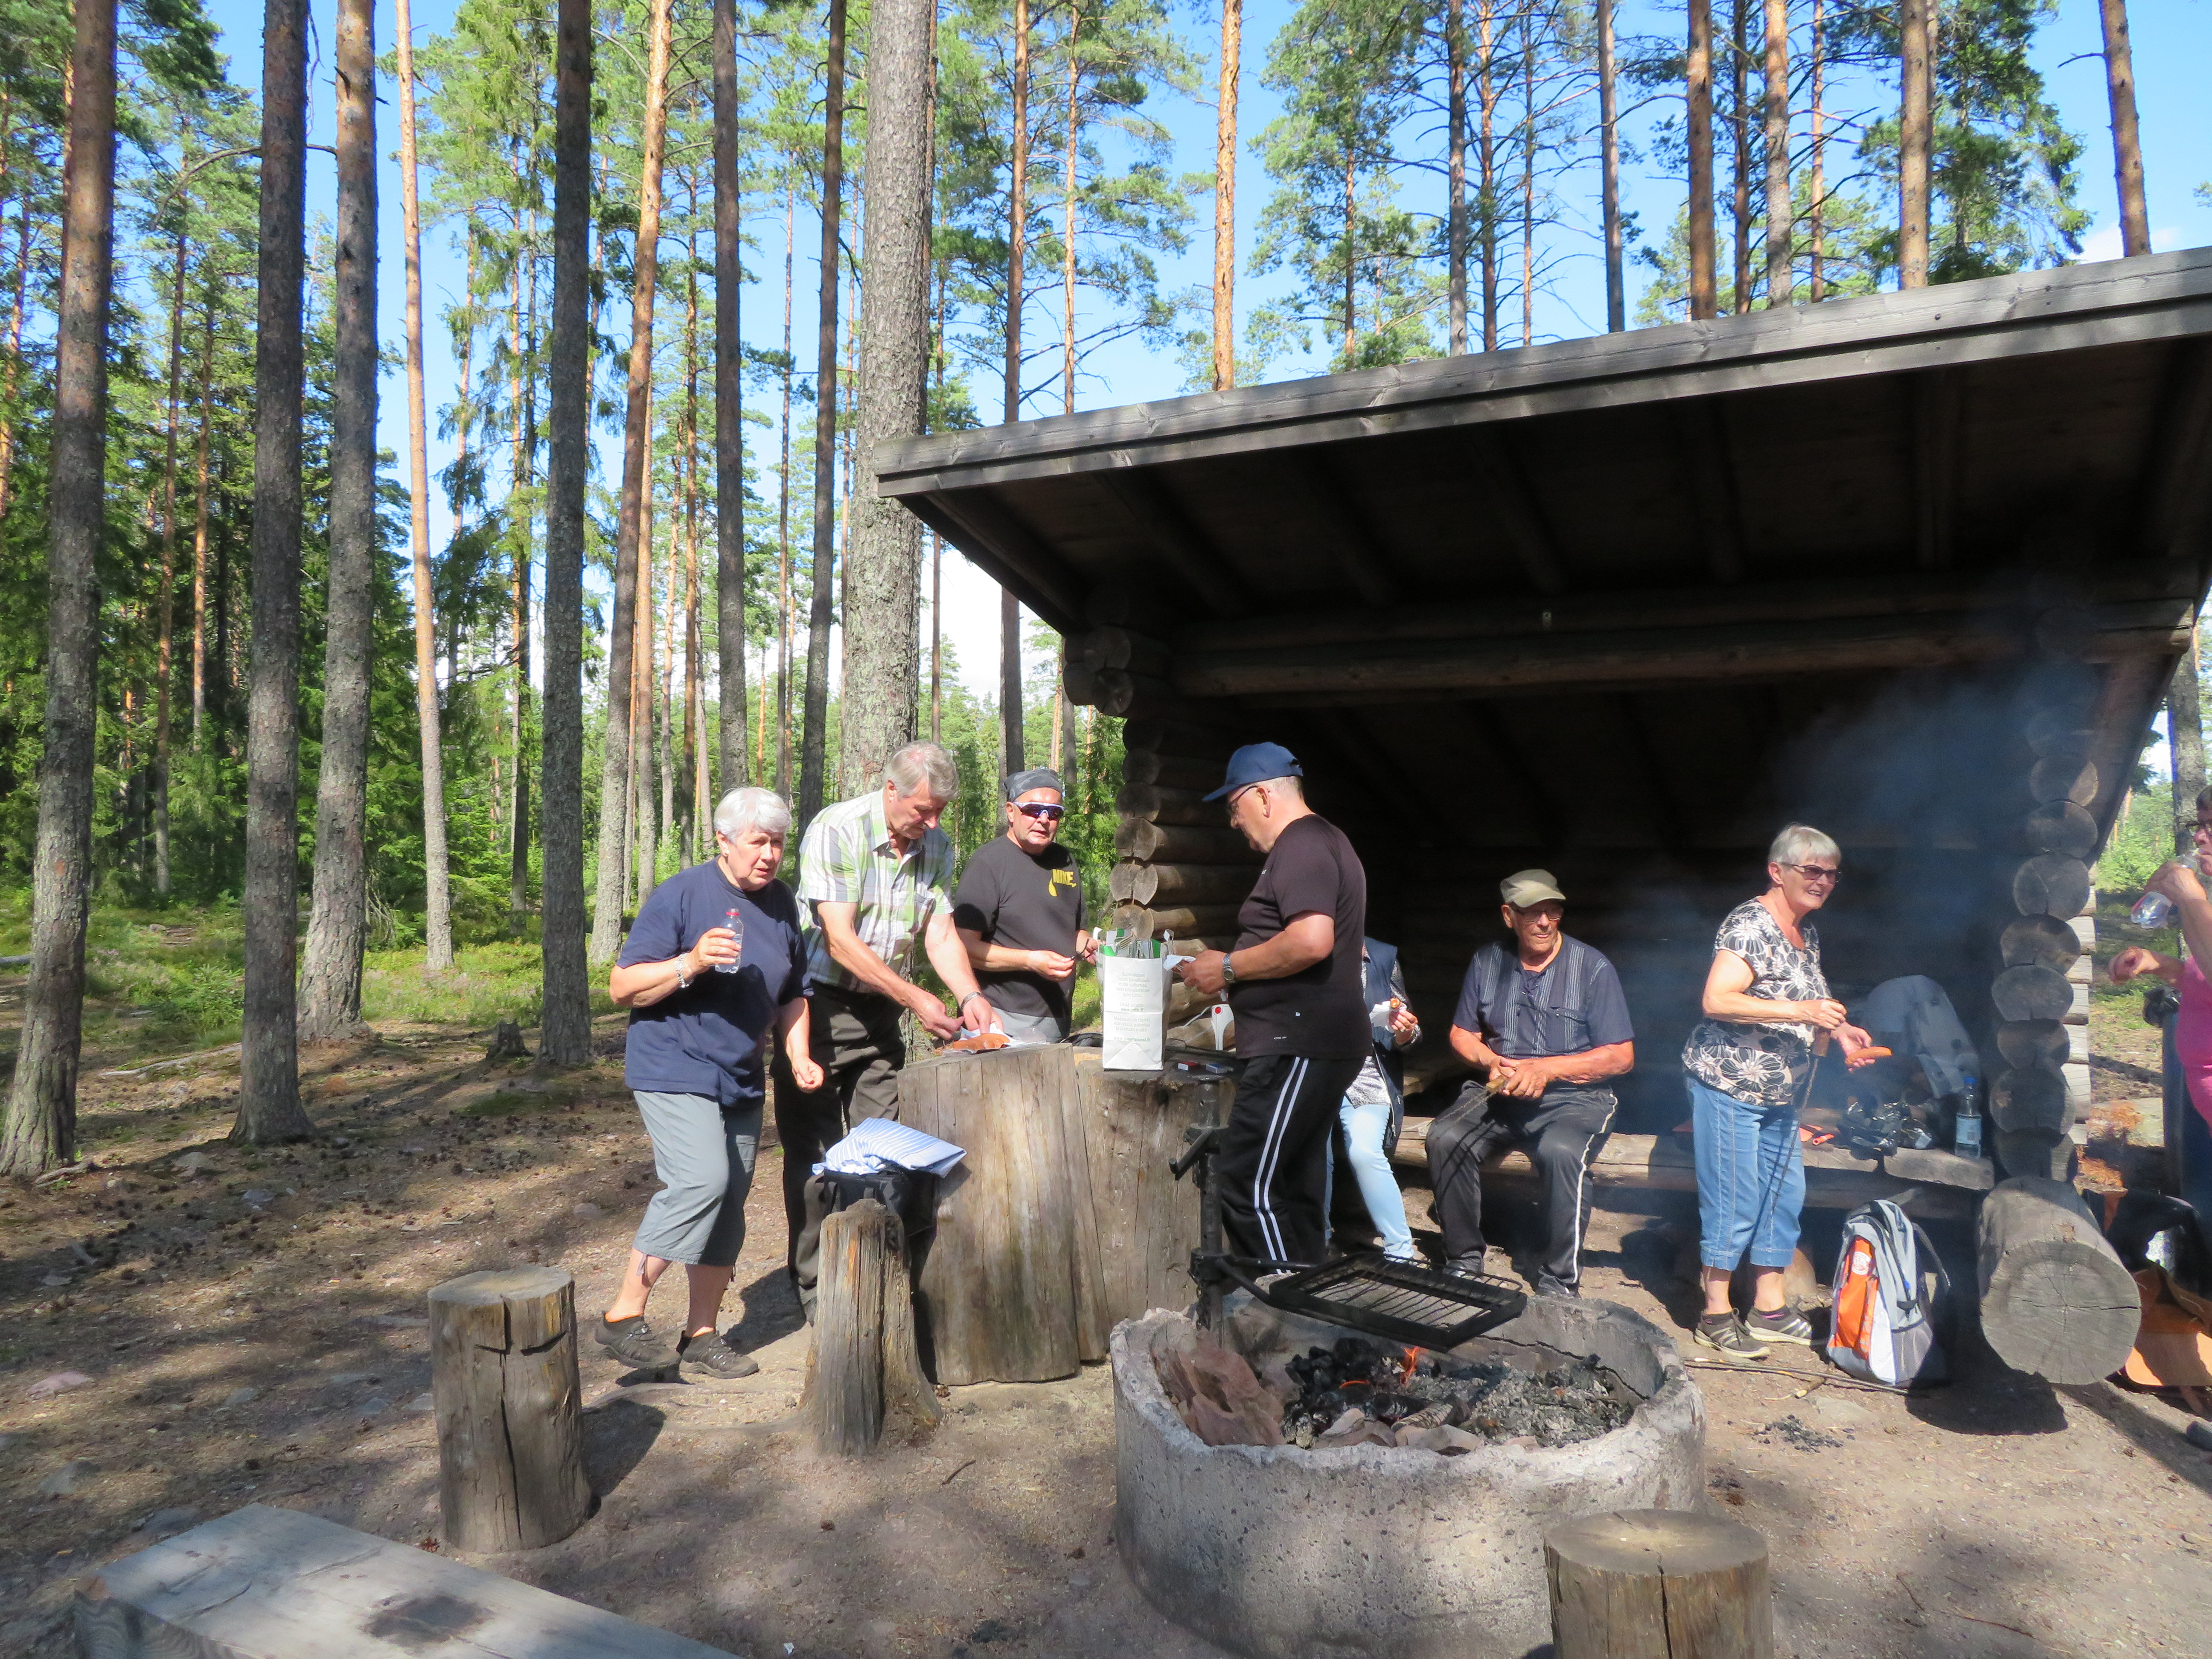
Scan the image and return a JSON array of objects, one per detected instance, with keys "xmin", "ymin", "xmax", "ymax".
[{"xmin": 959, "ymin": 990, "xmax": 990, "ymax": 1010}]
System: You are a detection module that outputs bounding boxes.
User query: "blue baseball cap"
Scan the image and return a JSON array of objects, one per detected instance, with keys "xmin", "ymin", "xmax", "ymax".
[{"xmin": 1203, "ymin": 742, "xmax": 1305, "ymax": 802}]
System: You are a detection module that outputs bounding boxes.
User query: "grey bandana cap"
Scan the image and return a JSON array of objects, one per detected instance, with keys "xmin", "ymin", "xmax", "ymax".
[{"xmin": 1004, "ymin": 767, "xmax": 1065, "ymax": 801}]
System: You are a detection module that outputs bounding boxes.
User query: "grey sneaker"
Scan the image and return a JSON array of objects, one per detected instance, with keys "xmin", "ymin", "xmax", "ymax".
[
  {"xmin": 678, "ymin": 1330, "xmax": 760, "ymax": 1380},
  {"xmin": 1744, "ymin": 1305, "xmax": 1814, "ymax": 1347},
  {"xmin": 594, "ymin": 1313, "xmax": 679, "ymax": 1374},
  {"xmin": 1532, "ymin": 1273, "xmax": 1581, "ymax": 1299},
  {"xmin": 1694, "ymin": 1313, "xmax": 1770, "ymax": 1363}
]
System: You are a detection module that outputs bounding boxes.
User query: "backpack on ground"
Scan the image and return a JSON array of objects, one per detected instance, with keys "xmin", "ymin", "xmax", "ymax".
[{"xmin": 1828, "ymin": 1199, "xmax": 1950, "ymax": 1387}]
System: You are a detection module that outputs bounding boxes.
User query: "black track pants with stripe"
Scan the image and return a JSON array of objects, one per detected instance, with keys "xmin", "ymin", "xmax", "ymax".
[{"xmin": 1218, "ymin": 1053, "xmax": 1365, "ymax": 1269}]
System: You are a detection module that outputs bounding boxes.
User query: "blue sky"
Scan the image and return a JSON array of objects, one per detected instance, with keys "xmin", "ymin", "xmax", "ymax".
[{"xmin": 193, "ymin": 0, "xmax": 2212, "ymax": 698}]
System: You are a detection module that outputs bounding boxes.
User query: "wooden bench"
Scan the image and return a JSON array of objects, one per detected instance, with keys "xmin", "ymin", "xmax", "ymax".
[
  {"xmin": 1391, "ymin": 1117, "xmax": 1993, "ymax": 1220},
  {"xmin": 77, "ymin": 1503, "xmax": 733, "ymax": 1659}
]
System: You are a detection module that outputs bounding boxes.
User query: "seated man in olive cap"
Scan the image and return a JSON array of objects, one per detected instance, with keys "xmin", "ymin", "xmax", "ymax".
[
  {"xmin": 954, "ymin": 768, "xmax": 1095, "ymax": 1043},
  {"xmin": 1428, "ymin": 869, "xmax": 1635, "ymax": 1298}
]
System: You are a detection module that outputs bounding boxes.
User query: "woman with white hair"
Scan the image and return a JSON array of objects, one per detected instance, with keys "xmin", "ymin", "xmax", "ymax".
[
  {"xmin": 595, "ymin": 786, "xmax": 824, "ymax": 1380},
  {"xmin": 1681, "ymin": 823, "xmax": 1874, "ymax": 1361}
]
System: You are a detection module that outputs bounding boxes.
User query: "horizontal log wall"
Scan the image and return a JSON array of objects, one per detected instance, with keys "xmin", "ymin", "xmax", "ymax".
[{"xmin": 1068, "ymin": 633, "xmax": 1256, "ymax": 964}]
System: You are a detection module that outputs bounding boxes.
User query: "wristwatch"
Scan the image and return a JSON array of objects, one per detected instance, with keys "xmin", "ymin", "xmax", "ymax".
[{"xmin": 1220, "ymin": 953, "xmax": 1239, "ymax": 987}]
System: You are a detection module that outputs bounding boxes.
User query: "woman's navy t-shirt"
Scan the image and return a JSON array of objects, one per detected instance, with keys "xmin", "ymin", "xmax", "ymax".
[{"xmin": 617, "ymin": 862, "xmax": 809, "ymax": 1108}]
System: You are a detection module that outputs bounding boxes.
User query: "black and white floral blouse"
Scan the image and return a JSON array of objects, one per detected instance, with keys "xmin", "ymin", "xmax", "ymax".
[{"xmin": 1681, "ymin": 899, "xmax": 1828, "ymax": 1107}]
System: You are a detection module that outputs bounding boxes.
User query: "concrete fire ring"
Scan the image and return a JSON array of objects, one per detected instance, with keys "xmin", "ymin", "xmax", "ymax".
[{"xmin": 1112, "ymin": 1295, "xmax": 1706, "ymax": 1659}]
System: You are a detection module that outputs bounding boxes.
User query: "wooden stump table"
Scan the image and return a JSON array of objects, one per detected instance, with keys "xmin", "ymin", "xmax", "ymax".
[
  {"xmin": 428, "ymin": 1267, "xmax": 592, "ymax": 1550},
  {"xmin": 896, "ymin": 1045, "xmax": 1222, "ymax": 1383}
]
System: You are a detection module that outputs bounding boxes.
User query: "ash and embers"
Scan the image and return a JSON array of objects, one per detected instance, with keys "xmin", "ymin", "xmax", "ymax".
[{"xmin": 1278, "ymin": 1336, "xmax": 1637, "ymax": 1452}]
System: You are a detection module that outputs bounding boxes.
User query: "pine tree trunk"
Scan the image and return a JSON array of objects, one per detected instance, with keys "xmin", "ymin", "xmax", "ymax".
[
  {"xmin": 1807, "ymin": 0, "xmax": 1825, "ymax": 302},
  {"xmin": 713, "ymin": 0, "xmax": 748, "ymax": 798},
  {"xmin": 634, "ymin": 467, "xmax": 659, "ymax": 900},
  {"xmin": 1519, "ymin": 16, "xmax": 1534, "ymax": 346},
  {"xmin": 539, "ymin": 0, "xmax": 596, "ymax": 1066},
  {"xmin": 1476, "ymin": 0, "xmax": 1498, "ymax": 349},
  {"xmin": 683, "ymin": 217, "xmax": 705, "ymax": 849},
  {"xmin": 2171, "ymin": 629, "xmax": 2204, "ymax": 857},
  {"xmin": 799, "ymin": 0, "xmax": 847, "ymax": 828},
  {"xmin": 190, "ymin": 282, "xmax": 215, "ymax": 742},
  {"xmin": 1729, "ymin": 0, "xmax": 1750, "ymax": 311},
  {"xmin": 0, "ymin": 0, "xmax": 115, "ymax": 1176},
  {"xmin": 510, "ymin": 239, "xmax": 536, "ymax": 927},
  {"xmin": 1211, "ymin": 0, "xmax": 1239, "ymax": 389},
  {"xmin": 154, "ymin": 230, "xmax": 185, "ymax": 896},
  {"xmin": 299, "ymin": 0, "xmax": 379, "ymax": 1042},
  {"xmin": 236, "ymin": 0, "xmax": 316, "ymax": 1139},
  {"xmin": 1062, "ymin": 16, "xmax": 1079, "ymax": 413},
  {"xmin": 845, "ymin": 0, "xmax": 931, "ymax": 794},
  {"xmin": 998, "ymin": 0, "xmax": 1028, "ymax": 781},
  {"xmin": 2098, "ymin": 0, "xmax": 2149, "ymax": 256},
  {"xmin": 1445, "ymin": 0, "xmax": 1467, "ymax": 353},
  {"xmin": 1595, "ymin": 0, "xmax": 1621, "ymax": 332},
  {"xmin": 591, "ymin": 0, "xmax": 674, "ymax": 956},
  {"xmin": 659, "ymin": 438, "xmax": 679, "ymax": 859},
  {"xmin": 1761, "ymin": 0, "xmax": 1791, "ymax": 305},
  {"xmin": 395, "ymin": 0, "xmax": 453, "ymax": 969},
  {"xmin": 775, "ymin": 187, "xmax": 795, "ymax": 797},
  {"xmin": 0, "ymin": 181, "xmax": 31, "ymax": 520},
  {"xmin": 1687, "ymin": 0, "xmax": 1717, "ymax": 318},
  {"xmin": 1898, "ymin": 0, "xmax": 1931, "ymax": 288},
  {"xmin": 1342, "ymin": 147, "xmax": 1356, "ymax": 361}
]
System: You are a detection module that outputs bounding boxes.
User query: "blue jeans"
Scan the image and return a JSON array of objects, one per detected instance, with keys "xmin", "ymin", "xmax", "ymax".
[
  {"xmin": 1688, "ymin": 1076, "xmax": 1803, "ymax": 1272},
  {"xmin": 1327, "ymin": 1095, "xmax": 1417, "ymax": 1260}
]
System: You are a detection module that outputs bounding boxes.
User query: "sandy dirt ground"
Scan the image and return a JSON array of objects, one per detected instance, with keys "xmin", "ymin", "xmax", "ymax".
[{"xmin": 4, "ymin": 1012, "xmax": 2210, "ymax": 1659}]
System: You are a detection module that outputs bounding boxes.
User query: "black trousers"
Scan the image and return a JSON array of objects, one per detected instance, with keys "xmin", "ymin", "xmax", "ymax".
[
  {"xmin": 770, "ymin": 984, "xmax": 906, "ymax": 1307},
  {"xmin": 1428, "ymin": 1086, "xmax": 1615, "ymax": 1286},
  {"xmin": 1217, "ymin": 1053, "xmax": 1365, "ymax": 1269}
]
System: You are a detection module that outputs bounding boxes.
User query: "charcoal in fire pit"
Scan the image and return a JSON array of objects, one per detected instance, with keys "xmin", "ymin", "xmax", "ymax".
[{"xmin": 1279, "ymin": 1341, "xmax": 1636, "ymax": 1450}]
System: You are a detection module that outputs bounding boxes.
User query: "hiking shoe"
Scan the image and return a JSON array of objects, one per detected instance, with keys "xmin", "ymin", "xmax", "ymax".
[
  {"xmin": 1744, "ymin": 1305, "xmax": 1814, "ymax": 1347},
  {"xmin": 678, "ymin": 1330, "xmax": 760, "ymax": 1380},
  {"xmin": 1694, "ymin": 1313, "xmax": 1770, "ymax": 1362},
  {"xmin": 1532, "ymin": 1273, "xmax": 1581, "ymax": 1299},
  {"xmin": 594, "ymin": 1313, "xmax": 679, "ymax": 1374}
]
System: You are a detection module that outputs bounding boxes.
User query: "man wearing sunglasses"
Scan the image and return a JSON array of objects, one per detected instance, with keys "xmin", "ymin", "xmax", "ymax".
[{"xmin": 954, "ymin": 767, "xmax": 1095, "ymax": 1043}]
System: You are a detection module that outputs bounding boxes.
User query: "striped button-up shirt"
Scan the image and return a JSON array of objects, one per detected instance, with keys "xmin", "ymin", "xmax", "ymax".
[{"xmin": 796, "ymin": 791, "xmax": 956, "ymax": 994}]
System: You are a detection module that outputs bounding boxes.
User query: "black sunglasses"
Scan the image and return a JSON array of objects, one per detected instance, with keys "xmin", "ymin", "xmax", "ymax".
[{"xmin": 1015, "ymin": 802, "xmax": 1065, "ymax": 821}]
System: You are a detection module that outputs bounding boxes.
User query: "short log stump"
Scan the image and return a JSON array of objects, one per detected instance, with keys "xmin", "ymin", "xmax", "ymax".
[{"xmin": 1112, "ymin": 1295, "xmax": 1706, "ymax": 1659}]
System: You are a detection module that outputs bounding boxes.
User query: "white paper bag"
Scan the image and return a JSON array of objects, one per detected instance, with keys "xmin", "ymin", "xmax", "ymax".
[{"xmin": 1100, "ymin": 955, "xmax": 1168, "ymax": 1071}]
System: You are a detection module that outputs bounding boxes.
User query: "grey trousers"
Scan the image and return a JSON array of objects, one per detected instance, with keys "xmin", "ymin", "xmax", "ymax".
[
  {"xmin": 631, "ymin": 1091, "xmax": 763, "ymax": 1269},
  {"xmin": 772, "ymin": 984, "xmax": 907, "ymax": 1305},
  {"xmin": 989, "ymin": 1003, "xmax": 1069, "ymax": 1045}
]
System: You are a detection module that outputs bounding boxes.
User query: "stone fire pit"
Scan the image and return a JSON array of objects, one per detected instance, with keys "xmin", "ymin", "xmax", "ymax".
[{"xmin": 1112, "ymin": 1295, "xmax": 1705, "ymax": 1659}]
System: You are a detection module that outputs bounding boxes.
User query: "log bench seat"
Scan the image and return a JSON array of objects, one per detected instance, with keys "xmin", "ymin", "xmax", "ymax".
[
  {"xmin": 76, "ymin": 1503, "xmax": 732, "ymax": 1659},
  {"xmin": 1391, "ymin": 1116, "xmax": 1993, "ymax": 1219}
]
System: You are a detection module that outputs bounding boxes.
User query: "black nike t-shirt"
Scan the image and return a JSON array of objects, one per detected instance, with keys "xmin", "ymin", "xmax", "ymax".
[
  {"xmin": 952, "ymin": 833, "xmax": 1086, "ymax": 1022},
  {"xmin": 1229, "ymin": 814, "xmax": 1368, "ymax": 1059}
]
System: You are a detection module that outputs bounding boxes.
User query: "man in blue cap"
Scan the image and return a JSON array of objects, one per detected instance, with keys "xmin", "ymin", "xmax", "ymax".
[{"xmin": 1177, "ymin": 742, "xmax": 1368, "ymax": 1268}]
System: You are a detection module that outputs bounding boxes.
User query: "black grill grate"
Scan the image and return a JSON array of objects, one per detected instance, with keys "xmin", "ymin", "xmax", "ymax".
[{"xmin": 1262, "ymin": 1255, "xmax": 1528, "ymax": 1350}]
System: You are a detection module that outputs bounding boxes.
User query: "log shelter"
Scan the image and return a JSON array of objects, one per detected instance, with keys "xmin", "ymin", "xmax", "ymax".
[{"xmin": 877, "ymin": 251, "xmax": 2212, "ymax": 1173}]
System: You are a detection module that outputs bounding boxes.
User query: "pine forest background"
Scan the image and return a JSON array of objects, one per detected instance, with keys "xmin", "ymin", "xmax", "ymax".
[{"xmin": 0, "ymin": 0, "xmax": 2206, "ymax": 1167}]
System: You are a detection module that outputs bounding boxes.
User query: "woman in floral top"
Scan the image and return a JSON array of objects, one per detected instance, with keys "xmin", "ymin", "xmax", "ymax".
[{"xmin": 1681, "ymin": 824, "xmax": 1874, "ymax": 1362}]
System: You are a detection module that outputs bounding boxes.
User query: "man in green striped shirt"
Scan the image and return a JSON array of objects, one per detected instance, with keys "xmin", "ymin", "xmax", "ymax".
[{"xmin": 777, "ymin": 740, "xmax": 990, "ymax": 1308}]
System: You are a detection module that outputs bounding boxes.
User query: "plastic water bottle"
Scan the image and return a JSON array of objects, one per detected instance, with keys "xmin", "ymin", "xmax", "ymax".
[
  {"xmin": 1953, "ymin": 1078, "xmax": 1982, "ymax": 1160},
  {"xmin": 2132, "ymin": 890, "xmax": 2176, "ymax": 928},
  {"xmin": 715, "ymin": 906, "xmax": 744, "ymax": 974}
]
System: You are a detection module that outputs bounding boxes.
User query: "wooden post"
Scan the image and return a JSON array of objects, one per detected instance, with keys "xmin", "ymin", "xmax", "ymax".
[
  {"xmin": 1546, "ymin": 1509, "xmax": 1773, "ymax": 1659},
  {"xmin": 1976, "ymin": 1175, "xmax": 2140, "ymax": 1384},
  {"xmin": 428, "ymin": 1268, "xmax": 592, "ymax": 1551},
  {"xmin": 797, "ymin": 1197, "xmax": 941, "ymax": 1454}
]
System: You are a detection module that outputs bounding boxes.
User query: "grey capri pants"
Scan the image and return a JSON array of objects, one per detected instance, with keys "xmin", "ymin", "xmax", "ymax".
[{"xmin": 632, "ymin": 1091, "xmax": 763, "ymax": 1268}]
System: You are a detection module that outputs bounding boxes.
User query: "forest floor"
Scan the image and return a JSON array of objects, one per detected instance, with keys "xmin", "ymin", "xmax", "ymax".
[{"xmin": 0, "ymin": 922, "xmax": 2208, "ymax": 1658}]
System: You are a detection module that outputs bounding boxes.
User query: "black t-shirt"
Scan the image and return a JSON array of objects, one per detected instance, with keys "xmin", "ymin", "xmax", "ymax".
[
  {"xmin": 952, "ymin": 833, "xmax": 1086, "ymax": 1022},
  {"xmin": 617, "ymin": 862, "xmax": 810, "ymax": 1108},
  {"xmin": 1229, "ymin": 814, "xmax": 1368, "ymax": 1058}
]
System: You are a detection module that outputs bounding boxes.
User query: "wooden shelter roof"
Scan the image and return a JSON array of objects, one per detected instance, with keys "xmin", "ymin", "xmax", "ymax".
[{"xmin": 879, "ymin": 250, "xmax": 2212, "ymax": 852}]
